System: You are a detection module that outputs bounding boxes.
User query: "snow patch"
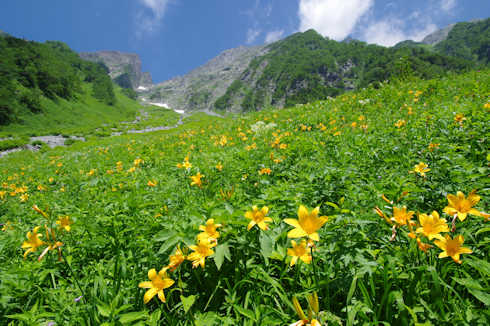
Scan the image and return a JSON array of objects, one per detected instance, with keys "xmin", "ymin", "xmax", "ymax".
[
  {"xmin": 149, "ymin": 102, "xmax": 170, "ymax": 109},
  {"xmin": 149, "ymin": 102, "xmax": 185, "ymax": 115},
  {"xmin": 137, "ymin": 86, "xmax": 148, "ymax": 91}
]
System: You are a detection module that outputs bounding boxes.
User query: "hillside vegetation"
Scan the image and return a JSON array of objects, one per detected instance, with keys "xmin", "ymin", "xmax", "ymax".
[
  {"xmin": 214, "ymin": 30, "xmax": 472, "ymax": 112},
  {"xmin": 434, "ymin": 18, "xmax": 490, "ymax": 64},
  {"xmin": 0, "ymin": 35, "xmax": 139, "ymax": 127},
  {"xmin": 0, "ymin": 70, "xmax": 488, "ymax": 325}
]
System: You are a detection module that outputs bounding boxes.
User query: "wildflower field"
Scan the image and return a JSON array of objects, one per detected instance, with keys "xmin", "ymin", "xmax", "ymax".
[{"xmin": 0, "ymin": 70, "xmax": 489, "ymax": 325}]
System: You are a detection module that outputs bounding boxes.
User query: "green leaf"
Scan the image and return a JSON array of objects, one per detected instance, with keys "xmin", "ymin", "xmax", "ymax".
[
  {"xmin": 97, "ymin": 303, "xmax": 111, "ymax": 317},
  {"xmin": 325, "ymin": 201, "xmax": 339, "ymax": 209},
  {"xmin": 259, "ymin": 232, "xmax": 273, "ymax": 259},
  {"xmin": 153, "ymin": 229, "xmax": 177, "ymax": 242},
  {"xmin": 119, "ymin": 311, "xmax": 148, "ymax": 324},
  {"xmin": 452, "ymin": 277, "xmax": 490, "ymax": 305},
  {"xmin": 147, "ymin": 310, "xmax": 162, "ymax": 326},
  {"xmin": 466, "ymin": 257, "xmax": 490, "ymax": 276},
  {"xmin": 157, "ymin": 235, "xmax": 179, "ymax": 254},
  {"xmin": 214, "ymin": 242, "xmax": 231, "ymax": 270},
  {"xmin": 181, "ymin": 294, "xmax": 197, "ymax": 313},
  {"xmin": 233, "ymin": 305, "xmax": 256, "ymax": 321},
  {"xmin": 347, "ymin": 275, "xmax": 357, "ymax": 304}
]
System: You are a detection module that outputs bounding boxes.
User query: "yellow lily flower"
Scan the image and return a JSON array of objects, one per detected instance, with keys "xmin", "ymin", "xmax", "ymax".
[
  {"xmin": 284, "ymin": 205, "xmax": 328, "ymax": 241},
  {"xmin": 56, "ymin": 216, "xmax": 73, "ymax": 232},
  {"xmin": 291, "ymin": 296, "xmax": 321, "ymax": 326},
  {"xmin": 434, "ymin": 234, "xmax": 472, "ymax": 264},
  {"xmin": 411, "ymin": 162, "xmax": 430, "ymax": 176},
  {"xmin": 391, "ymin": 206, "xmax": 414, "ymax": 226},
  {"xmin": 187, "ymin": 239, "xmax": 216, "ymax": 269},
  {"xmin": 287, "ymin": 240, "xmax": 312, "ymax": 266},
  {"xmin": 21, "ymin": 226, "xmax": 45, "ymax": 259},
  {"xmin": 167, "ymin": 245, "xmax": 186, "ymax": 272},
  {"xmin": 197, "ymin": 218, "xmax": 222, "ymax": 241},
  {"xmin": 415, "ymin": 211, "xmax": 449, "ymax": 240},
  {"xmin": 139, "ymin": 268, "xmax": 175, "ymax": 304},
  {"xmin": 190, "ymin": 172, "xmax": 204, "ymax": 188},
  {"xmin": 245, "ymin": 206, "xmax": 272, "ymax": 231},
  {"xmin": 443, "ymin": 190, "xmax": 488, "ymax": 221}
]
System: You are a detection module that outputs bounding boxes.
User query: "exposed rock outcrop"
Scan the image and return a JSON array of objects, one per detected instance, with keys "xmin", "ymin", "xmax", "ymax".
[{"xmin": 79, "ymin": 51, "xmax": 152, "ymax": 89}]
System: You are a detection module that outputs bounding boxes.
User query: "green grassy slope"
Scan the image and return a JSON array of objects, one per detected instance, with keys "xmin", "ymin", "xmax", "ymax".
[
  {"xmin": 0, "ymin": 85, "xmax": 141, "ymax": 137},
  {"xmin": 0, "ymin": 70, "xmax": 488, "ymax": 325}
]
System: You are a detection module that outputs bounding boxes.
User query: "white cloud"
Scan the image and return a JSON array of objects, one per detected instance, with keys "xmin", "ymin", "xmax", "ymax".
[
  {"xmin": 265, "ymin": 30, "xmax": 284, "ymax": 43},
  {"xmin": 135, "ymin": 0, "xmax": 172, "ymax": 36},
  {"xmin": 362, "ymin": 18, "xmax": 438, "ymax": 46},
  {"xmin": 298, "ymin": 0, "xmax": 374, "ymax": 40},
  {"xmin": 441, "ymin": 0, "xmax": 457, "ymax": 13},
  {"xmin": 246, "ymin": 28, "xmax": 261, "ymax": 44}
]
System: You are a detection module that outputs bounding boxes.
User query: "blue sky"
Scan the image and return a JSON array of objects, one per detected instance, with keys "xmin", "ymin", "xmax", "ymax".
[{"xmin": 1, "ymin": 0, "xmax": 489, "ymax": 83}]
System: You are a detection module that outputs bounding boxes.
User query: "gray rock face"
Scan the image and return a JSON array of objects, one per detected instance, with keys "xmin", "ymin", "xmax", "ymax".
[
  {"xmin": 144, "ymin": 45, "xmax": 268, "ymax": 112},
  {"xmin": 79, "ymin": 51, "xmax": 153, "ymax": 89},
  {"xmin": 421, "ymin": 24, "xmax": 455, "ymax": 45}
]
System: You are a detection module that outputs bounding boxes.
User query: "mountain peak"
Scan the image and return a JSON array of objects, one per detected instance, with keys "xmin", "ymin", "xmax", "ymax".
[{"xmin": 79, "ymin": 51, "xmax": 152, "ymax": 89}]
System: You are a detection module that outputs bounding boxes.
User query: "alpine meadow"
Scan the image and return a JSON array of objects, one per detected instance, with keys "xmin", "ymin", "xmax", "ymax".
[{"xmin": 0, "ymin": 8, "xmax": 489, "ymax": 326}]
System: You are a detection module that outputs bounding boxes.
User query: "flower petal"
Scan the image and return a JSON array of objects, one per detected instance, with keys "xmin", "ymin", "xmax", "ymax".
[
  {"xmin": 138, "ymin": 281, "xmax": 153, "ymax": 289},
  {"xmin": 261, "ymin": 206, "xmax": 269, "ymax": 215},
  {"xmin": 308, "ymin": 232, "xmax": 320, "ymax": 241},
  {"xmin": 283, "ymin": 218, "xmax": 301, "ymax": 228},
  {"xmin": 157, "ymin": 290, "xmax": 166, "ymax": 303},
  {"xmin": 148, "ymin": 268, "xmax": 157, "ymax": 280},
  {"xmin": 298, "ymin": 205, "xmax": 308, "ymax": 219},
  {"xmin": 143, "ymin": 287, "xmax": 158, "ymax": 304},
  {"xmin": 287, "ymin": 228, "xmax": 308, "ymax": 238}
]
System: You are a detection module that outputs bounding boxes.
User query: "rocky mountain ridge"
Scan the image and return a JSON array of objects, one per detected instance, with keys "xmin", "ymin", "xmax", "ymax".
[
  {"xmin": 79, "ymin": 51, "xmax": 152, "ymax": 89},
  {"xmin": 141, "ymin": 45, "xmax": 268, "ymax": 112}
]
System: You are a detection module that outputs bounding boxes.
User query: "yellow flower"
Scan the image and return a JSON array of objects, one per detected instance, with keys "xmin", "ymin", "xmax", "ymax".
[
  {"xmin": 434, "ymin": 234, "xmax": 472, "ymax": 264},
  {"xmin": 197, "ymin": 218, "xmax": 222, "ymax": 241},
  {"xmin": 245, "ymin": 206, "xmax": 272, "ymax": 231},
  {"xmin": 0, "ymin": 190, "xmax": 6, "ymax": 199},
  {"xmin": 167, "ymin": 245, "xmax": 186, "ymax": 272},
  {"xmin": 20, "ymin": 193, "xmax": 29, "ymax": 202},
  {"xmin": 391, "ymin": 206, "xmax": 415, "ymax": 226},
  {"xmin": 215, "ymin": 162, "xmax": 223, "ymax": 171},
  {"xmin": 32, "ymin": 204, "xmax": 49, "ymax": 218},
  {"xmin": 21, "ymin": 226, "xmax": 45, "ymax": 258},
  {"xmin": 291, "ymin": 296, "xmax": 321, "ymax": 326},
  {"xmin": 183, "ymin": 161, "xmax": 192, "ymax": 169},
  {"xmin": 133, "ymin": 158, "xmax": 144, "ymax": 166},
  {"xmin": 259, "ymin": 167, "xmax": 272, "ymax": 175},
  {"xmin": 284, "ymin": 205, "xmax": 328, "ymax": 241},
  {"xmin": 394, "ymin": 119, "xmax": 406, "ymax": 128},
  {"xmin": 56, "ymin": 216, "xmax": 73, "ymax": 232},
  {"xmin": 1, "ymin": 221, "xmax": 12, "ymax": 231},
  {"xmin": 454, "ymin": 113, "xmax": 466, "ymax": 125},
  {"xmin": 412, "ymin": 162, "xmax": 430, "ymax": 176},
  {"xmin": 416, "ymin": 211, "xmax": 449, "ymax": 240},
  {"xmin": 187, "ymin": 239, "xmax": 216, "ymax": 268},
  {"xmin": 147, "ymin": 180, "xmax": 158, "ymax": 187},
  {"xmin": 287, "ymin": 240, "xmax": 312, "ymax": 266},
  {"xmin": 443, "ymin": 190, "xmax": 487, "ymax": 221},
  {"xmin": 428, "ymin": 143, "xmax": 440, "ymax": 152},
  {"xmin": 138, "ymin": 268, "xmax": 175, "ymax": 304},
  {"xmin": 190, "ymin": 172, "xmax": 204, "ymax": 187}
]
